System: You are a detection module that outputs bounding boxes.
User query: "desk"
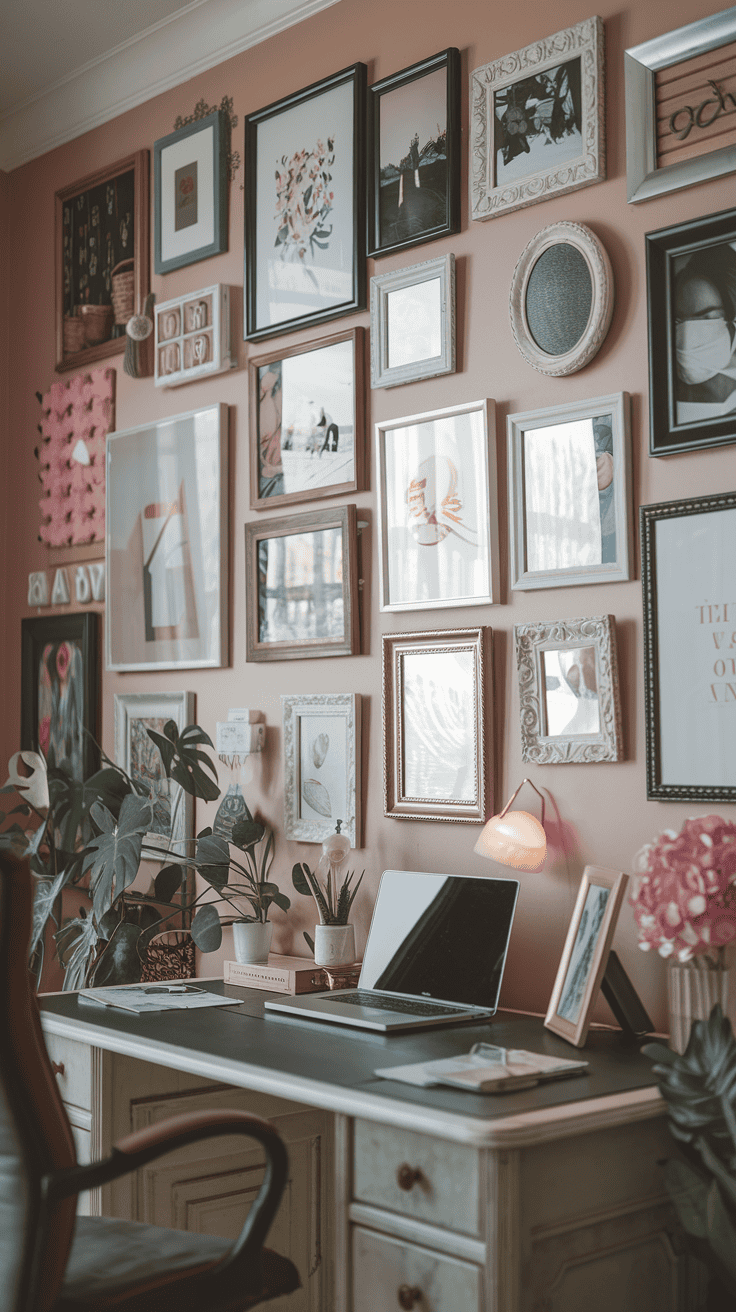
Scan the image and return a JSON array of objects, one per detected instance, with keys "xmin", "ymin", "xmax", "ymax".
[{"xmin": 40, "ymin": 984, "xmax": 694, "ymax": 1312}]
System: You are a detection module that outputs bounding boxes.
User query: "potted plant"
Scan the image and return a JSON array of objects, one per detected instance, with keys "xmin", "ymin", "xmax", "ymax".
[
  {"xmin": 292, "ymin": 821, "xmax": 363, "ymax": 967},
  {"xmin": 0, "ymin": 722, "xmax": 290, "ymax": 987}
]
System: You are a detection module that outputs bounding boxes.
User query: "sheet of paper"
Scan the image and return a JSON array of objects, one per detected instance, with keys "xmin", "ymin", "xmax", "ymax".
[{"xmin": 78, "ymin": 985, "xmax": 237, "ymax": 1014}]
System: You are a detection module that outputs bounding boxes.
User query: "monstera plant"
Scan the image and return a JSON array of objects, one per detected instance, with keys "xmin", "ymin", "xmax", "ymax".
[{"xmin": 0, "ymin": 721, "xmax": 289, "ymax": 989}]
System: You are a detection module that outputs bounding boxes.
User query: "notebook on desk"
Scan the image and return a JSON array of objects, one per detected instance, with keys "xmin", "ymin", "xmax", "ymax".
[{"xmin": 264, "ymin": 869, "xmax": 520, "ymax": 1033}]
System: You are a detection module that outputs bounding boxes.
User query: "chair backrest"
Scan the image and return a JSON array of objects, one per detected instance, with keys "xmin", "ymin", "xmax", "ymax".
[{"xmin": 0, "ymin": 852, "xmax": 78, "ymax": 1312}]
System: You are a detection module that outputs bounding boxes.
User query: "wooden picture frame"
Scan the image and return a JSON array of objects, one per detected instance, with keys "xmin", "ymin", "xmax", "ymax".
[
  {"xmin": 281, "ymin": 692, "xmax": 361, "ymax": 846},
  {"xmin": 509, "ymin": 221, "xmax": 614, "ymax": 376},
  {"xmin": 514, "ymin": 615, "xmax": 623, "ymax": 764},
  {"xmin": 21, "ymin": 612, "xmax": 99, "ymax": 781},
  {"xmin": 244, "ymin": 63, "xmax": 366, "ymax": 341},
  {"xmin": 376, "ymin": 398, "xmax": 499, "ymax": 611},
  {"xmin": 641, "ymin": 490, "xmax": 736, "ymax": 802},
  {"xmin": 507, "ymin": 393, "xmax": 633, "ymax": 590},
  {"xmin": 625, "ymin": 7, "xmax": 736, "ymax": 204},
  {"xmin": 382, "ymin": 627, "xmax": 491, "ymax": 823},
  {"xmin": 645, "ymin": 206, "xmax": 736, "ymax": 457},
  {"xmin": 114, "ymin": 691, "xmax": 195, "ymax": 855},
  {"xmin": 249, "ymin": 328, "xmax": 365, "ymax": 510},
  {"xmin": 154, "ymin": 111, "xmax": 228, "ymax": 274},
  {"xmin": 55, "ymin": 150, "xmax": 149, "ymax": 374},
  {"xmin": 545, "ymin": 866, "xmax": 629, "ymax": 1047},
  {"xmin": 370, "ymin": 253, "xmax": 455, "ymax": 388},
  {"xmin": 367, "ymin": 47, "xmax": 460, "ymax": 258},
  {"xmin": 471, "ymin": 16, "xmax": 605, "ymax": 221},
  {"xmin": 245, "ymin": 505, "xmax": 360, "ymax": 662}
]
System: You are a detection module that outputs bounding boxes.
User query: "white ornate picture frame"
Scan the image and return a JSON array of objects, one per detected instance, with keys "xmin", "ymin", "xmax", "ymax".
[
  {"xmin": 114, "ymin": 691, "xmax": 195, "ymax": 855},
  {"xmin": 370, "ymin": 253, "xmax": 455, "ymax": 388},
  {"xmin": 470, "ymin": 16, "xmax": 605, "ymax": 221},
  {"xmin": 514, "ymin": 615, "xmax": 623, "ymax": 764},
  {"xmin": 281, "ymin": 693, "xmax": 361, "ymax": 846},
  {"xmin": 507, "ymin": 393, "xmax": 632, "ymax": 591},
  {"xmin": 509, "ymin": 221, "xmax": 614, "ymax": 376}
]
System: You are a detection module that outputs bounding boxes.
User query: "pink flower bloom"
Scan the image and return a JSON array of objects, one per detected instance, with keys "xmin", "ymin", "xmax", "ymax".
[
  {"xmin": 38, "ymin": 715, "xmax": 51, "ymax": 756},
  {"xmin": 630, "ymin": 815, "xmax": 736, "ymax": 961},
  {"xmin": 56, "ymin": 642, "xmax": 71, "ymax": 680}
]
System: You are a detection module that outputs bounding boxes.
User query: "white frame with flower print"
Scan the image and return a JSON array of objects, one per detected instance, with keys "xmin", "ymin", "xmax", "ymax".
[
  {"xmin": 282, "ymin": 692, "xmax": 361, "ymax": 847},
  {"xmin": 545, "ymin": 865, "xmax": 628, "ymax": 1047}
]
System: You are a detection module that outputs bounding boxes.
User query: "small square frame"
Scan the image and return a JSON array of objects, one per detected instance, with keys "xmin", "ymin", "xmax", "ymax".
[
  {"xmin": 114, "ymin": 691, "xmax": 195, "ymax": 855},
  {"xmin": 21, "ymin": 612, "xmax": 99, "ymax": 781},
  {"xmin": 281, "ymin": 692, "xmax": 361, "ymax": 846},
  {"xmin": 154, "ymin": 110, "xmax": 228, "ymax": 274},
  {"xmin": 370, "ymin": 253, "xmax": 455, "ymax": 389},
  {"xmin": 545, "ymin": 865, "xmax": 629, "ymax": 1047},
  {"xmin": 514, "ymin": 615, "xmax": 623, "ymax": 764}
]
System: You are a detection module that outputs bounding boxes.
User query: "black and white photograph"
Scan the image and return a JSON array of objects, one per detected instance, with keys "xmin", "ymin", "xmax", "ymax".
[
  {"xmin": 545, "ymin": 866, "xmax": 628, "ymax": 1046},
  {"xmin": 494, "ymin": 57, "xmax": 582, "ymax": 188}
]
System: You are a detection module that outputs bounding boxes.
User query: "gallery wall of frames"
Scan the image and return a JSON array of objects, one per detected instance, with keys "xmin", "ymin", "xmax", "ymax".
[{"xmin": 3, "ymin": 0, "xmax": 736, "ymax": 1030}]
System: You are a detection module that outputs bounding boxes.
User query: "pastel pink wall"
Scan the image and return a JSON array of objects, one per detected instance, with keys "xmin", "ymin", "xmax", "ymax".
[{"xmin": 2, "ymin": 0, "xmax": 735, "ymax": 1029}]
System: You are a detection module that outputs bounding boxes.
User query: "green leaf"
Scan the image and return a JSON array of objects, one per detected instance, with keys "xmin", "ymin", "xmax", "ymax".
[
  {"xmin": 29, "ymin": 867, "xmax": 70, "ymax": 960},
  {"xmin": 231, "ymin": 817, "xmax": 265, "ymax": 852},
  {"xmin": 303, "ymin": 931, "xmax": 315, "ymax": 954},
  {"xmin": 644, "ymin": 1004, "xmax": 736, "ymax": 1172},
  {"xmin": 292, "ymin": 861, "xmax": 314, "ymax": 897},
  {"xmin": 154, "ymin": 864, "xmax": 183, "ymax": 902},
  {"xmin": 88, "ymin": 921, "xmax": 144, "ymax": 987},
  {"xmin": 146, "ymin": 726, "xmax": 176, "ymax": 774},
  {"xmin": 56, "ymin": 914, "xmax": 100, "ymax": 991},
  {"xmin": 191, "ymin": 904, "xmax": 223, "ymax": 953},
  {"xmin": 270, "ymin": 890, "xmax": 291, "ymax": 914},
  {"xmin": 97, "ymin": 904, "xmax": 123, "ymax": 941},
  {"xmin": 150, "ymin": 721, "xmax": 219, "ymax": 801},
  {"xmin": 83, "ymin": 794, "xmax": 153, "ymax": 919},
  {"xmin": 194, "ymin": 833, "xmax": 230, "ymax": 890}
]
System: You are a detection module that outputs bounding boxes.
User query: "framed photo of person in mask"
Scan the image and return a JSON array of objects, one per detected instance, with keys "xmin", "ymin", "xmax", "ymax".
[{"xmin": 646, "ymin": 207, "xmax": 736, "ymax": 456}]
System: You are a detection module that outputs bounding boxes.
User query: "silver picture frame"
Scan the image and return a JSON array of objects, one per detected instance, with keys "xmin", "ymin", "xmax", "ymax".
[
  {"xmin": 470, "ymin": 16, "xmax": 605, "ymax": 221},
  {"xmin": 114, "ymin": 691, "xmax": 195, "ymax": 856},
  {"xmin": 625, "ymin": 7, "xmax": 736, "ymax": 204},
  {"xmin": 370, "ymin": 252, "xmax": 455, "ymax": 389},
  {"xmin": 507, "ymin": 393, "xmax": 632, "ymax": 591},
  {"xmin": 281, "ymin": 692, "xmax": 361, "ymax": 847},
  {"xmin": 514, "ymin": 615, "xmax": 623, "ymax": 764}
]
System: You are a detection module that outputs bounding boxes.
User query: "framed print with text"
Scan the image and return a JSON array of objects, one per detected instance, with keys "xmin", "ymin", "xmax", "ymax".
[
  {"xmin": 106, "ymin": 404, "xmax": 228, "ymax": 671},
  {"xmin": 21, "ymin": 613, "xmax": 99, "ymax": 782},
  {"xmin": 154, "ymin": 111, "xmax": 227, "ymax": 274},
  {"xmin": 244, "ymin": 63, "xmax": 366, "ymax": 341},
  {"xmin": 376, "ymin": 399, "xmax": 498, "ymax": 611},
  {"xmin": 368, "ymin": 47, "xmax": 460, "ymax": 258},
  {"xmin": 545, "ymin": 865, "xmax": 628, "ymax": 1047},
  {"xmin": 641, "ymin": 491, "xmax": 736, "ymax": 801},
  {"xmin": 282, "ymin": 692, "xmax": 361, "ymax": 846}
]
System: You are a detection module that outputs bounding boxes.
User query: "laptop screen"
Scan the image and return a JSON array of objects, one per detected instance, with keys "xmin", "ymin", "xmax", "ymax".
[{"xmin": 359, "ymin": 871, "xmax": 520, "ymax": 1009}]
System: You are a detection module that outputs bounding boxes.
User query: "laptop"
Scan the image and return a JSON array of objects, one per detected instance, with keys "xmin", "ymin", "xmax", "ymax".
[{"xmin": 264, "ymin": 869, "xmax": 520, "ymax": 1032}]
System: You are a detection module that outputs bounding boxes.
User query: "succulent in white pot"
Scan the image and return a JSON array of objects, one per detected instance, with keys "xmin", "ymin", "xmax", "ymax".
[{"xmin": 292, "ymin": 822, "xmax": 364, "ymax": 966}]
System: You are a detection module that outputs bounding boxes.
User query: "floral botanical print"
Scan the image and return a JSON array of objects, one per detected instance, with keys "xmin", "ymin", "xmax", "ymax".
[
  {"xmin": 274, "ymin": 139, "xmax": 335, "ymax": 265},
  {"xmin": 37, "ymin": 639, "xmax": 84, "ymax": 779}
]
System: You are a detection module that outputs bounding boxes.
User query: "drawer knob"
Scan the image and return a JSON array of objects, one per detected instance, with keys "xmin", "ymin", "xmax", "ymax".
[
  {"xmin": 52, "ymin": 1061, "xmax": 65, "ymax": 1077},
  {"xmin": 396, "ymin": 1162, "xmax": 422, "ymax": 1191},
  {"xmin": 398, "ymin": 1285, "xmax": 422, "ymax": 1309}
]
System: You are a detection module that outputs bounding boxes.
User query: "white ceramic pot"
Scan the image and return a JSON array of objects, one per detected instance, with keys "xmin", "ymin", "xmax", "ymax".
[
  {"xmin": 313, "ymin": 924, "xmax": 355, "ymax": 968},
  {"xmin": 232, "ymin": 921, "xmax": 273, "ymax": 965}
]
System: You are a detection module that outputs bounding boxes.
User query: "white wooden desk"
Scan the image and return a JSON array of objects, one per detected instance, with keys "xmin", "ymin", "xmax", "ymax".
[{"xmin": 39, "ymin": 983, "xmax": 694, "ymax": 1312}]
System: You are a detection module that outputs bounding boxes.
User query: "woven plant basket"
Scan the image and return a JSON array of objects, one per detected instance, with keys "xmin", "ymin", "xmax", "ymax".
[
  {"xmin": 63, "ymin": 313, "xmax": 86, "ymax": 354},
  {"xmin": 141, "ymin": 930, "xmax": 195, "ymax": 982},
  {"xmin": 111, "ymin": 259, "xmax": 135, "ymax": 325},
  {"xmin": 80, "ymin": 303, "xmax": 114, "ymax": 345}
]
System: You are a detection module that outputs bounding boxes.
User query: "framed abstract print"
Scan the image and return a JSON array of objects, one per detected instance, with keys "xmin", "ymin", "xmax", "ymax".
[
  {"xmin": 114, "ymin": 691, "xmax": 195, "ymax": 854},
  {"xmin": 281, "ymin": 692, "xmax": 361, "ymax": 846},
  {"xmin": 244, "ymin": 505, "xmax": 359, "ymax": 662},
  {"xmin": 625, "ymin": 7, "xmax": 736, "ymax": 204},
  {"xmin": 545, "ymin": 866, "xmax": 628, "ymax": 1047},
  {"xmin": 55, "ymin": 150, "xmax": 149, "ymax": 373},
  {"xmin": 376, "ymin": 399, "xmax": 499, "ymax": 612},
  {"xmin": 470, "ymin": 17, "xmax": 605, "ymax": 221},
  {"xmin": 249, "ymin": 328, "xmax": 365, "ymax": 510},
  {"xmin": 106, "ymin": 403, "xmax": 228, "ymax": 671},
  {"xmin": 21, "ymin": 613, "xmax": 99, "ymax": 781},
  {"xmin": 382, "ymin": 628, "xmax": 491, "ymax": 823},
  {"xmin": 507, "ymin": 393, "xmax": 632, "ymax": 590},
  {"xmin": 370, "ymin": 253, "xmax": 455, "ymax": 388},
  {"xmin": 154, "ymin": 111, "xmax": 228, "ymax": 274},
  {"xmin": 514, "ymin": 615, "xmax": 623, "ymax": 764},
  {"xmin": 646, "ymin": 206, "xmax": 736, "ymax": 456},
  {"xmin": 368, "ymin": 47, "xmax": 460, "ymax": 258},
  {"xmin": 641, "ymin": 491, "xmax": 736, "ymax": 802},
  {"xmin": 244, "ymin": 63, "xmax": 366, "ymax": 341}
]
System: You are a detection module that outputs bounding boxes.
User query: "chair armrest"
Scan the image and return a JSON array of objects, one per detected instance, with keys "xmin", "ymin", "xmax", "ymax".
[{"xmin": 44, "ymin": 1108, "xmax": 290, "ymax": 1295}]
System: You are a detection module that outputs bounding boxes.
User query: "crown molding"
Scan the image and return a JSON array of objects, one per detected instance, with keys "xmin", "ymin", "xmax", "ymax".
[{"xmin": 0, "ymin": 0, "xmax": 342, "ymax": 172}]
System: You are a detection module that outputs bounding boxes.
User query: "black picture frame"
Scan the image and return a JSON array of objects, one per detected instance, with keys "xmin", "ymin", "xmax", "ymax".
[
  {"xmin": 367, "ymin": 47, "xmax": 460, "ymax": 259},
  {"xmin": 154, "ymin": 110, "xmax": 228, "ymax": 275},
  {"xmin": 641, "ymin": 491, "xmax": 736, "ymax": 802},
  {"xmin": 646, "ymin": 205, "xmax": 736, "ymax": 457},
  {"xmin": 21, "ymin": 613, "xmax": 100, "ymax": 782},
  {"xmin": 244, "ymin": 63, "xmax": 366, "ymax": 342}
]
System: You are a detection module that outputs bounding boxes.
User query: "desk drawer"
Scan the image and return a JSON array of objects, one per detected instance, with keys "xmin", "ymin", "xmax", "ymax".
[
  {"xmin": 44, "ymin": 1033, "xmax": 92, "ymax": 1111},
  {"xmin": 352, "ymin": 1226, "xmax": 481, "ymax": 1312},
  {"xmin": 352, "ymin": 1120, "xmax": 480, "ymax": 1236}
]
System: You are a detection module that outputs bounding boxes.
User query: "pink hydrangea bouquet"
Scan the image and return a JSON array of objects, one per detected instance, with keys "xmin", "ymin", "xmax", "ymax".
[{"xmin": 630, "ymin": 815, "xmax": 736, "ymax": 963}]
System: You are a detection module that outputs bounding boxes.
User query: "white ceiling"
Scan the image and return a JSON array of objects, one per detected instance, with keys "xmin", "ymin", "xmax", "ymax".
[{"xmin": 0, "ymin": 0, "xmax": 342, "ymax": 172}]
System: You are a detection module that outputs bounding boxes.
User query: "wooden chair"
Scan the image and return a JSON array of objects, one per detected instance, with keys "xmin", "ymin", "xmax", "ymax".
[{"xmin": 0, "ymin": 851, "xmax": 300, "ymax": 1312}]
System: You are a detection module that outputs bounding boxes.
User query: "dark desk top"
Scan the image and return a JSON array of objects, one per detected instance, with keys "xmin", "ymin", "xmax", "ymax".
[{"xmin": 40, "ymin": 982, "xmax": 662, "ymax": 1148}]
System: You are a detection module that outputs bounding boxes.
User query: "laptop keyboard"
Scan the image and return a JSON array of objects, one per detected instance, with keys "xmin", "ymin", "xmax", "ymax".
[{"xmin": 327, "ymin": 990, "xmax": 472, "ymax": 1017}]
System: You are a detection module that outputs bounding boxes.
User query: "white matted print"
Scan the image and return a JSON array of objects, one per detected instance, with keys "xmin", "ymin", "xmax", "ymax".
[
  {"xmin": 370, "ymin": 253, "xmax": 455, "ymax": 388},
  {"xmin": 376, "ymin": 399, "xmax": 498, "ymax": 611},
  {"xmin": 282, "ymin": 693, "xmax": 361, "ymax": 846},
  {"xmin": 106, "ymin": 404, "xmax": 228, "ymax": 671},
  {"xmin": 114, "ymin": 691, "xmax": 194, "ymax": 853}
]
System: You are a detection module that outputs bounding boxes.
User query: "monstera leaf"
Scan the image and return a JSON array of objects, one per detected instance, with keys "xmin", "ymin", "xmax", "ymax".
[
  {"xmin": 55, "ymin": 913, "xmax": 100, "ymax": 992},
  {"xmin": 29, "ymin": 867, "xmax": 69, "ymax": 960},
  {"xmin": 146, "ymin": 722, "xmax": 219, "ymax": 802},
  {"xmin": 83, "ymin": 794, "xmax": 153, "ymax": 919}
]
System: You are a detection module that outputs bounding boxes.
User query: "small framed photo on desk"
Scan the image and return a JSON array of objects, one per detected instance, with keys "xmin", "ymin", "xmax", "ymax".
[{"xmin": 545, "ymin": 865, "xmax": 628, "ymax": 1047}]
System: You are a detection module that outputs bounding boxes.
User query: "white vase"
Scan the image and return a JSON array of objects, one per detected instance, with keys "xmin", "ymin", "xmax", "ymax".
[
  {"xmin": 313, "ymin": 924, "xmax": 356, "ymax": 968},
  {"xmin": 232, "ymin": 921, "xmax": 273, "ymax": 965},
  {"xmin": 667, "ymin": 955, "xmax": 730, "ymax": 1054}
]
